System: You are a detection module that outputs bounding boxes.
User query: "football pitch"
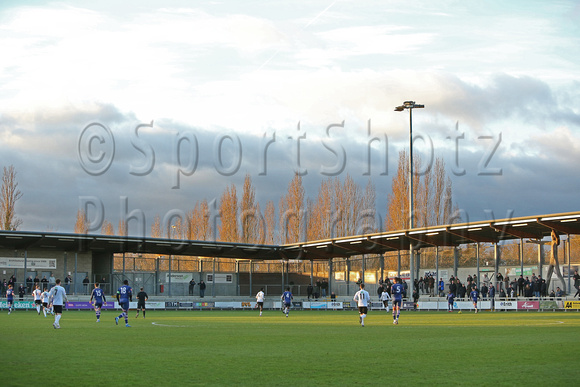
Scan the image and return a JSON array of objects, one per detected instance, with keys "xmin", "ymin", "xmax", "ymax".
[{"xmin": 1, "ymin": 309, "xmax": 578, "ymax": 386}]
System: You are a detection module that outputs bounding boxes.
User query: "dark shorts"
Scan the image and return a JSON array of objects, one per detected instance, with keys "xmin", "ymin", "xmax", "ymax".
[
  {"xmin": 358, "ymin": 306, "xmax": 368, "ymax": 314},
  {"xmin": 393, "ymin": 299, "xmax": 402, "ymax": 308},
  {"xmin": 137, "ymin": 302, "xmax": 146, "ymax": 309},
  {"xmin": 257, "ymin": 302, "xmax": 263, "ymax": 309},
  {"xmin": 42, "ymin": 302, "xmax": 48, "ymax": 308},
  {"xmin": 382, "ymin": 300, "xmax": 389, "ymax": 307},
  {"xmin": 7, "ymin": 299, "xmax": 13, "ymax": 305},
  {"xmin": 120, "ymin": 301, "xmax": 130, "ymax": 311},
  {"xmin": 284, "ymin": 302, "xmax": 291, "ymax": 308},
  {"xmin": 53, "ymin": 305, "xmax": 63, "ymax": 314},
  {"xmin": 35, "ymin": 300, "xmax": 42, "ymax": 305},
  {"xmin": 95, "ymin": 303, "xmax": 103, "ymax": 308}
]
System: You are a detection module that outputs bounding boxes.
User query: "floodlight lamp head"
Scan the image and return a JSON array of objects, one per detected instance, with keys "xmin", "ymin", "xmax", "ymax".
[
  {"xmin": 394, "ymin": 106, "xmax": 405, "ymax": 111},
  {"xmin": 403, "ymin": 101, "xmax": 415, "ymax": 107}
]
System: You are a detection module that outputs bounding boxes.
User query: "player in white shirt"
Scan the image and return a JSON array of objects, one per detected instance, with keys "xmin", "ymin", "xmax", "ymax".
[
  {"xmin": 48, "ymin": 279, "xmax": 68, "ymax": 329},
  {"xmin": 255, "ymin": 288, "xmax": 265, "ymax": 316},
  {"xmin": 32, "ymin": 285, "xmax": 42, "ymax": 315},
  {"xmin": 41, "ymin": 288, "xmax": 51, "ymax": 317},
  {"xmin": 380, "ymin": 288, "xmax": 391, "ymax": 313},
  {"xmin": 353, "ymin": 283, "xmax": 370, "ymax": 327}
]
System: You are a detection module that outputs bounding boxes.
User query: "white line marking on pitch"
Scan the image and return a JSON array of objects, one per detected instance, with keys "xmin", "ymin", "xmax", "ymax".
[{"xmin": 151, "ymin": 322, "xmax": 189, "ymax": 327}]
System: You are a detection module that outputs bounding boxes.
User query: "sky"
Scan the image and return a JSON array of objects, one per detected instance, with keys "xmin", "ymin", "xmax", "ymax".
[{"xmin": 1, "ymin": 0, "xmax": 579, "ymax": 237}]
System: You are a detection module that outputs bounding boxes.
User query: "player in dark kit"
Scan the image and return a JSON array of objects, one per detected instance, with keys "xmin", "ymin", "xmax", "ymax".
[
  {"xmin": 136, "ymin": 287, "xmax": 148, "ymax": 318},
  {"xmin": 90, "ymin": 283, "xmax": 106, "ymax": 322},
  {"xmin": 391, "ymin": 278, "xmax": 404, "ymax": 324},
  {"xmin": 470, "ymin": 285, "xmax": 479, "ymax": 313},
  {"xmin": 116, "ymin": 279, "xmax": 133, "ymax": 327},
  {"xmin": 6, "ymin": 284, "xmax": 14, "ymax": 314},
  {"xmin": 281, "ymin": 287, "xmax": 293, "ymax": 317}
]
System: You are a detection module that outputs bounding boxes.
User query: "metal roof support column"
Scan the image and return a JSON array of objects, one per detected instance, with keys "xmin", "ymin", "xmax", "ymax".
[
  {"xmin": 211, "ymin": 257, "xmax": 215, "ymax": 297},
  {"xmin": 346, "ymin": 258, "xmax": 350, "ymax": 296},
  {"xmin": 494, "ymin": 243, "xmax": 500, "ymax": 293},
  {"xmin": 310, "ymin": 259, "xmax": 313, "ymax": 286},
  {"xmin": 453, "ymin": 247, "xmax": 458, "ymax": 279},
  {"xmin": 519, "ymin": 238, "xmax": 524, "ymax": 281},
  {"xmin": 328, "ymin": 258, "xmax": 333, "ymax": 296},
  {"xmin": 235, "ymin": 260, "xmax": 239, "ymax": 296},
  {"xmin": 75, "ymin": 252, "xmax": 78, "ymax": 295},
  {"xmin": 397, "ymin": 250, "xmax": 401, "ymax": 278},
  {"xmin": 380, "ymin": 254, "xmax": 384, "ymax": 283},
  {"xmin": 168, "ymin": 254, "xmax": 172, "ymax": 297},
  {"xmin": 566, "ymin": 236, "xmax": 571, "ymax": 293},
  {"xmin": 249, "ymin": 260, "xmax": 253, "ymax": 297},
  {"xmin": 435, "ymin": 246, "xmax": 439, "ymax": 296},
  {"xmin": 476, "ymin": 243, "xmax": 480, "ymax": 288},
  {"xmin": 538, "ymin": 243, "xmax": 544, "ymax": 280},
  {"xmin": 24, "ymin": 250, "xmax": 28, "ymax": 284},
  {"xmin": 362, "ymin": 254, "xmax": 366, "ymax": 285},
  {"xmin": 281, "ymin": 259, "xmax": 285, "ymax": 293}
]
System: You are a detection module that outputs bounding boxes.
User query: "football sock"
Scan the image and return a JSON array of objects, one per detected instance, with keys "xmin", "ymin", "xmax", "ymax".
[{"xmin": 123, "ymin": 312, "xmax": 128, "ymax": 324}]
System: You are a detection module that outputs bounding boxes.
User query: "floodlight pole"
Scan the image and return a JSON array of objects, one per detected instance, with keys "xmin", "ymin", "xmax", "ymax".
[{"xmin": 395, "ymin": 101, "xmax": 424, "ymax": 297}]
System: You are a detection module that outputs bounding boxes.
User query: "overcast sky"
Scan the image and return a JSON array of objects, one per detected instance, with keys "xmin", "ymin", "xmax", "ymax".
[{"xmin": 1, "ymin": 0, "xmax": 579, "ymax": 236}]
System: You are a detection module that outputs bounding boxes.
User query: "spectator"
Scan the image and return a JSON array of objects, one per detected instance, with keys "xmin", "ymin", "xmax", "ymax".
[
  {"xmin": 549, "ymin": 289, "xmax": 555, "ymax": 298},
  {"xmin": 307, "ymin": 283, "xmax": 313, "ymax": 300},
  {"xmin": 18, "ymin": 283, "xmax": 26, "ymax": 300},
  {"xmin": 555, "ymin": 287, "xmax": 564, "ymax": 298},
  {"xmin": 541, "ymin": 279, "xmax": 547, "ymax": 298},
  {"xmin": 499, "ymin": 288, "xmax": 506, "ymax": 298},
  {"xmin": 321, "ymin": 280, "xmax": 328, "ymax": 297},
  {"xmin": 524, "ymin": 284, "xmax": 533, "ymax": 298},
  {"xmin": 49, "ymin": 273, "xmax": 56, "ymax": 290},
  {"xmin": 438, "ymin": 278, "xmax": 445, "ymax": 297},
  {"xmin": 377, "ymin": 283, "xmax": 384, "ymax": 299},
  {"xmin": 199, "ymin": 280, "xmax": 206, "ymax": 298},
  {"xmin": 449, "ymin": 279, "xmax": 457, "ymax": 297},
  {"xmin": 488, "ymin": 283, "xmax": 496, "ymax": 311},
  {"xmin": 41, "ymin": 276, "xmax": 48, "ymax": 289},
  {"xmin": 518, "ymin": 275, "xmax": 525, "ymax": 296},
  {"xmin": 26, "ymin": 276, "xmax": 33, "ymax": 293},
  {"xmin": 189, "ymin": 278, "xmax": 196, "ymax": 295},
  {"xmin": 83, "ymin": 275, "xmax": 90, "ymax": 294},
  {"xmin": 481, "ymin": 284, "xmax": 488, "ymax": 300},
  {"xmin": 34, "ymin": 275, "xmax": 40, "ymax": 288},
  {"xmin": 573, "ymin": 270, "xmax": 580, "ymax": 298},
  {"xmin": 418, "ymin": 276, "xmax": 424, "ymax": 294},
  {"xmin": 496, "ymin": 272, "xmax": 504, "ymax": 290},
  {"xmin": 458, "ymin": 281, "xmax": 466, "ymax": 299},
  {"xmin": 64, "ymin": 274, "xmax": 72, "ymax": 294},
  {"xmin": 532, "ymin": 277, "xmax": 541, "ymax": 298}
]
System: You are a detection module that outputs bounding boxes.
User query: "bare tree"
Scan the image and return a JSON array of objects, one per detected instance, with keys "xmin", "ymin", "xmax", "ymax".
[
  {"xmin": 0, "ymin": 165, "xmax": 23, "ymax": 230},
  {"xmin": 385, "ymin": 151, "xmax": 457, "ymax": 231},
  {"xmin": 101, "ymin": 220, "xmax": 115, "ymax": 235},
  {"xmin": 219, "ymin": 184, "xmax": 238, "ymax": 242},
  {"xmin": 240, "ymin": 174, "xmax": 261, "ymax": 244},
  {"xmin": 151, "ymin": 215, "xmax": 162, "ymax": 238},
  {"xmin": 279, "ymin": 173, "xmax": 305, "ymax": 243},
  {"xmin": 74, "ymin": 210, "xmax": 88, "ymax": 234},
  {"xmin": 264, "ymin": 200, "xmax": 276, "ymax": 244}
]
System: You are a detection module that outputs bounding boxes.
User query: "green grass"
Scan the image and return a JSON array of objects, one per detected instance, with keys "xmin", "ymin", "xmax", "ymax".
[{"xmin": 1, "ymin": 309, "xmax": 579, "ymax": 386}]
